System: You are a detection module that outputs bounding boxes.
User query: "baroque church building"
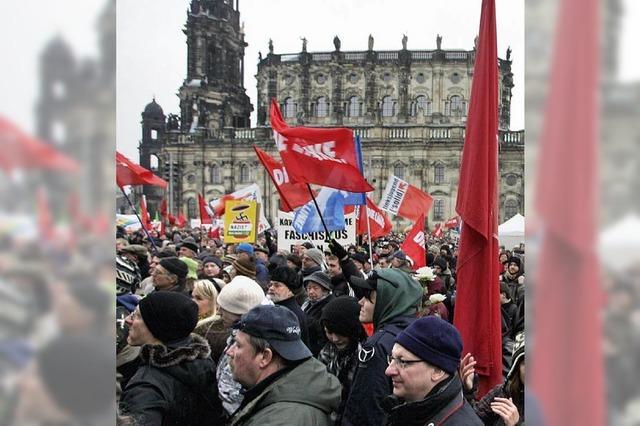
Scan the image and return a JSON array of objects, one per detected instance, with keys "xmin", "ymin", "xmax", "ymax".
[{"xmin": 140, "ymin": 0, "xmax": 524, "ymax": 229}]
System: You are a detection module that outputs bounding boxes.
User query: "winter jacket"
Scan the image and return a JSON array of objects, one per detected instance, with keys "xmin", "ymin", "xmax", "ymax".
[
  {"xmin": 474, "ymin": 383, "xmax": 524, "ymax": 425},
  {"xmin": 382, "ymin": 375, "xmax": 483, "ymax": 426},
  {"xmin": 193, "ymin": 315, "xmax": 230, "ymax": 364},
  {"xmin": 255, "ymin": 259, "xmax": 270, "ymax": 291},
  {"xmin": 342, "ymin": 269, "xmax": 422, "ymax": 426},
  {"xmin": 302, "ymin": 294, "xmax": 334, "ymax": 356},
  {"xmin": 318, "ymin": 341, "xmax": 360, "ymax": 425},
  {"xmin": 276, "ymin": 296, "xmax": 309, "ymax": 347},
  {"xmin": 120, "ymin": 334, "xmax": 221, "ymax": 425},
  {"xmin": 230, "ymin": 357, "xmax": 341, "ymax": 426},
  {"xmin": 331, "ymin": 273, "xmax": 353, "ymax": 298}
]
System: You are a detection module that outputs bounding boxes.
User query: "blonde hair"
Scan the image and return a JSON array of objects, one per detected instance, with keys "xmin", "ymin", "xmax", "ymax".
[{"xmin": 193, "ymin": 279, "xmax": 219, "ymax": 320}]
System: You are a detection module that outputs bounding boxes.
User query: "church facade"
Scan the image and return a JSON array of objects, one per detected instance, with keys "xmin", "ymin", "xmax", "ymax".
[{"xmin": 140, "ymin": 0, "xmax": 524, "ymax": 230}]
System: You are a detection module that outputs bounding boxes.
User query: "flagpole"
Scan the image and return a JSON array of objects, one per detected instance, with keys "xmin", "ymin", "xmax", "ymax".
[
  {"xmin": 306, "ymin": 184, "xmax": 331, "ymax": 237},
  {"xmin": 120, "ymin": 187, "xmax": 159, "ymax": 254},
  {"xmin": 364, "ymin": 204, "xmax": 374, "ymax": 268}
]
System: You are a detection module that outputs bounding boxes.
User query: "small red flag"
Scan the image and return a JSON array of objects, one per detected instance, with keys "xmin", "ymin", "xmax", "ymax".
[
  {"xmin": 357, "ymin": 197, "xmax": 393, "ymax": 239},
  {"xmin": 444, "ymin": 216, "xmax": 461, "ymax": 229},
  {"xmin": 198, "ymin": 193, "xmax": 213, "ymax": 224},
  {"xmin": 116, "ymin": 151, "xmax": 168, "ymax": 188},
  {"xmin": 140, "ymin": 196, "xmax": 151, "ymax": 231},
  {"xmin": 176, "ymin": 213, "xmax": 187, "ymax": 228},
  {"xmin": 400, "ymin": 214, "xmax": 426, "ymax": 270},
  {"xmin": 379, "ymin": 175, "xmax": 433, "ymax": 223},
  {"xmin": 431, "ymin": 223, "xmax": 444, "ymax": 239}
]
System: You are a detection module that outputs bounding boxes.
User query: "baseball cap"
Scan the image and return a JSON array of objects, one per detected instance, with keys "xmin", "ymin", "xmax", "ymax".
[{"xmin": 233, "ymin": 305, "xmax": 312, "ymax": 361}]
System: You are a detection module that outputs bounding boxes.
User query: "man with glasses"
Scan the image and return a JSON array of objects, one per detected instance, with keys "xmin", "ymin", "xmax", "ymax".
[
  {"xmin": 151, "ymin": 257, "xmax": 190, "ymax": 296},
  {"xmin": 341, "ymin": 269, "xmax": 422, "ymax": 426},
  {"xmin": 382, "ymin": 316, "xmax": 482, "ymax": 425}
]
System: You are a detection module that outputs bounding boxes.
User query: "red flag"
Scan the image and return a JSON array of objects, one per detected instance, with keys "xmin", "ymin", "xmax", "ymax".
[
  {"xmin": 116, "ymin": 151, "xmax": 168, "ymax": 188},
  {"xmin": 208, "ymin": 225, "xmax": 220, "ymax": 239},
  {"xmin": 198, "ymin": 193, "xmax": 213, "ymax": 224},
  {"xmin": 531, "ymin": 0, "xmax": 604, "ymax": 423},
  {"xmin": 253, "ymin": 146, "xmax": 312, "ymax": 211},
  {"xmin": 431, "ymin": 223, "xmax": 444, "ymax": 239},
  {"xmin": 140, "ymin": 196, "xmax": 151, "ymax": 231},
  {"xmin": 36, "ymin": 188, "xmax": 54, "ymax": 241},
  {"xmin": 453, "ymin": 0, "xmax": 502, "ymax": 397},
  {"xmin": 444, "ymin": 216, "xmax": 461, "ymax": 229},
  {"xmin": 168, "ymin": 214, "xmax": 176, "ymax": 226},
  {"xmin": 160, "ymin": 199, "xmax": 168, "ymax": 219},
  {"xmin": 270, "ymin": 100, "xmax": 373, "ymax": 193},
  {"xmin": 400, "ymin": 214, "xmax": 426, "ymax": 270},
  {"xmin": 176, "ymin": 213, "xmax": 187, "ymax": 228},
  {"xmin": 357, "ymin": 197, "xmax": 392, "ymax": 239},
  {"xmin": 379, "ymin": 175, "xmax": 433, "ymax": 223},
  {"xmin": 0, "ymin": 116, "xmax": 79, "ymax": 173}
]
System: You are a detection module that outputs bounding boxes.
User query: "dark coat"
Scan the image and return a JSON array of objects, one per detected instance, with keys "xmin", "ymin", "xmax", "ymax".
[
  {"xmin": 382, "ymin": 376, "xmax": 483, "ymax": 426},
  {"xmin": 303, "ymin": 294, "xmax": 335, "ymax": 356},
  {"xmin": 474, "ymin": 382, "xmax": 524, "ymax": 425},
  {"xmin": 331, "ymin": 273, "xmax": 352, "ymax": 298},
  {"xmin": 276, "ymin": 296, "xmax": 310, "ymax": 347},
  {"xmin": 341, "ymin": 315, "xmax": 415, "ymax": 426},
  {"xmin": 120, "ymin": 334, "xmax": 220, "ymax": 425}
]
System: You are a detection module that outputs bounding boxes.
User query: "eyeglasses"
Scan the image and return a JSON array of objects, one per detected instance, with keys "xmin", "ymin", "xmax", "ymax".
[{"xmin": 387, "ymin": 355, "xmax": 424, "ymax": 369}]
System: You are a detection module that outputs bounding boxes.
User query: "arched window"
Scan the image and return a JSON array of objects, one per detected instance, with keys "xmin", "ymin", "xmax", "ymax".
[
  {"xmin": 382, "ymin": 96, "xmax": 394, "ymax": 117},
  {"xmin": 393, "ymin": 163, "xmax": 405, "ymax": 179},
  {"xmin": 450, "ymin": 95, "xmax": 462, "ymax": 113},
  {"xmin": 315, "ymin": 97, "xmax": 328, "ymax": 117},
  {"xmin": 433, "ymin": 199, "xmax": 445, "ymax": 220},
  {"xmin": 210, "ymin": 164, "xmax": 221, "ymax": 184},
  {"xmin": 411, "ymin": 95, "xmax": 430, "ymax": 117},
  {"xmin": 505, "ymin": 199, "xmax": 519, "ymax": 219},
  {"xmin": 434, "ymin": 163, "xmax": 445, "ymax": 184},
  {"xmin": 187, "ymin": 198, "xmax": 197, "ymax": 219},
  {"xmin": 348, "ymin": 96, "xmax": 360, "ymax": 117},
  {"xmin": 283, "ymin": 97, "xmax": 296, "ymax": 118},
  {"xmin": 150, "ymin": 155, "xmax": 159, "ymax": 171},
  {"xmin": 239, "ymin": 164, "xmax": 250, "ymax": 183}
]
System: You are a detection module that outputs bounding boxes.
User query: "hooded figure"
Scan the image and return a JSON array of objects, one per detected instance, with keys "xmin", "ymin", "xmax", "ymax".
[{"xmin": 341, "ymin": 269, "xmax": 422, "ymax": 426}]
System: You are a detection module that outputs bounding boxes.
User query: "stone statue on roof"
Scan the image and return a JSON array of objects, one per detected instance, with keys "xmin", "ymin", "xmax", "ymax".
[
  {"xmin": 301, "ymin": 37, "xmax": 307, "ymax": 52},
  {"xmin": 333, "ymin": 35, "xmax": 341, "ymax": 51},
  {"xmin": 437, "ymin": 34, "xmax": 442, "ymax": 50},
  {"xmin": 402, "ymin": 34, "xmax": 408, "ymax": 50},
  {"xmin": 268, "ymin": 39, "xmax": 273, "ymax": 54},
  {"xmin": 368, "ymin": 34, "xmax": 374, "ymax": 51}
]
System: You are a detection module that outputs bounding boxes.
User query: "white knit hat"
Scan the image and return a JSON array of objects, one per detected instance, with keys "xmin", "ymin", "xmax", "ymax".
[{"xmin": 216, "ymin": 276, "xmax": 265, "ymax": 315}]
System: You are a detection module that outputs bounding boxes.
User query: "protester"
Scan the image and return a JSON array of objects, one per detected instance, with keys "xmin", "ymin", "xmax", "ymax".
[
  {"xmin": 231, "ymin": 257, "xmax": 257, "ymax": 280},
  {"xmin": 267, "ymin": 266, "xmax": 309, "ymax": 346},
  {"xmin": 200, "ymin": 255, "xmax": 225, "ymax": 291},
  {"xmin": 227, "ymin": 305, "xmax": 341, "ymax": 425},
  {"xmin": 192, "ymin": 279, "xmax": 228, "ymax": 365},
  {"xmin": 433, "ymin": 256, "xmax": 456, "ymax": 293},
  {"xmin": 390, "ymin": 251, "xmax": 412, "ymax": 273},
  {"xmin": 178, "ymin": 240, "xmax": 199, "ymax": 259},
  {"xmin": 461, "ymin": 333, "xmax": 525, "ymax": 425},
  {"xmin": 301, "ymin": 271, "xmax": 334, "ymax": 356},
  {"xmin": 253, "ymin": 246, "xmax": 270, "ymax": 289},
  {"xmin": 150, "ymin": 256, "xmax": 190, "ymax": 295},
  {"xmin": 120, "ymin": 244, "xmax": 150, "ymax": 279},
  {"xmin": 341, "ymin": 269, "xmax": 423, "ymax": 426},
  {"xmin": 215, "ymin": 275, "xmax": 267, "ymax": 418},
  {"xmin": 120, "ymin": 292, "xmax": 220, "ymax": 424},
  {"xmin": 382, "ymin": 316, "xmax": 482, "ymax": 425},
  {"xmin": 317, "ymin": 296, "xmax": 368, "ymax": 425},
  {"xmin": 499, "ymin": 257, "xmax": 525, "ymax": 304},
  {"xmin": 326, "ymin": 254, "xmax": 353, "ymax": 297}
]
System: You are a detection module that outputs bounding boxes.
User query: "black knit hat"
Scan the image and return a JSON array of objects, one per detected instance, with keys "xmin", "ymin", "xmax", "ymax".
[
  {"xmin": 433, "ymin": 256, "xmax": 448, "ymax": 271},
  {"xmin": 269, "ymin": 266, "xmax": 300, "ymax": 292},
  {"xmin": 179, "ymin": 241, "xmax": 199, "ymax": 254},
  {"xmin": 351, "ymin": 252, "xmax": 368, "ymax": 265},
  {"xmin": 508, "ymin": 256, "xmax": 521, "ymax": 269},
  {"xmin": 321, "ymin": 296, "xmax": 367, "ymax": 341},
  {"xmin": 303, "ymin": 271, "xmax": 333, "ymax": 291},
  {"xmin": 395, "ymin": 316, "xmax": 462, "ymax": 374},
  {"xmin": 202, "ymin": 256, "xmax": 223, "ymax": 269},
  {"xmin": 139, "ymin": 292, "xmax": 198, "ymax": 343},
  {"xmin": 159, "ymin": 257, "xmax": 188, "ymax": 279}
]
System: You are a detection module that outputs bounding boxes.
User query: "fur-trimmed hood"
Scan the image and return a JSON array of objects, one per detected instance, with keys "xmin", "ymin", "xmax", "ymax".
[{"xmin": 138, "ymin": 334, "xmax": 213, "ymax": 393}]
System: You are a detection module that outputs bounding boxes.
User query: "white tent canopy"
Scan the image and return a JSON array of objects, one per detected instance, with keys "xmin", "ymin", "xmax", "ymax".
[
  {"xmin": 599, "ymin": 214, "xmax": 640, "ymax": 271},
  {"xmin": 498, "ymin": 213, "xmax": 525, "ymax": 249}
]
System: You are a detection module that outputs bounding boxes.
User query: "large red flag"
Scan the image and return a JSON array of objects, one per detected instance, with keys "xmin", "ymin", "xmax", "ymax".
[
  {"xmin": 531, "ymin": 0, "xmax": 604, "ymax": 423},
  {"xmin": 116, "ymin": 151, "xmax": 168, "ymax": 188},
  {"xmin": 198, "ymin": 193, "xmax": 213, "ymax": 224},
  {"xmin": 453, "ymin": 0, "xmax": 502, "ymax": 397},
  {"xmin": 140, "ymin": 196, "xmax": 151, "ymax": 231},
  {"xmin": 400, "ymin": 214, "xmax": 426, "ymax": 270},
  {"xmin": 379, "ymin": 175, "xmax": 433, "ymax": 223},
  {"xmin": 357, "ymin": 197, "xmax": 392, "ymax": 239},
  {"xmin": 253, "ymin": 146, "xmax": 312, "ymax": 211},
  {"xmin": 270, "ymin": 100, "xmax": 373, "ymax": 193}
]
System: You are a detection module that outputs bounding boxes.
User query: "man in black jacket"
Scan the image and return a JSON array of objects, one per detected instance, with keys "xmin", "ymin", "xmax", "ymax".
[
  {"xmin": 382, "ymin": 316, "xmax": 482, "ymax": 425},
  {"xmin": 267, "ymin": 266, "xmax": 310, "ymax": 347},
  {"xmin": 301, "ymin": 271, "xmax": 335, "ymax": 356},
  {"xmin": 120, "ymin": 292, "xmax": 220, "ymax": 425}
]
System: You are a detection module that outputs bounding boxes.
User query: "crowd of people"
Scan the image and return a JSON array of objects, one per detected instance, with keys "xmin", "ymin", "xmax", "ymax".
[{"xmin": 116, "ymin": 225, "xmax": 526, "ymax": 425}]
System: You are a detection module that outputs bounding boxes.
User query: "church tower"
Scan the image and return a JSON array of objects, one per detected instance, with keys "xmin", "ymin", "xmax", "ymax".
[{"xmin": 178, "ymin": 0, "xmax": 253, "ymax": 133}]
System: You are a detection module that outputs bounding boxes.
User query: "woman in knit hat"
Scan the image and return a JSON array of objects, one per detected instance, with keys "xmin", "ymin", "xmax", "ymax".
[{"xmin": 317, "ymin": 296, "xmax": 368, "ymax": 425}]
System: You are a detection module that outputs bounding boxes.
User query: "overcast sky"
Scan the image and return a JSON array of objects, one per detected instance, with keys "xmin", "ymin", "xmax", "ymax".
[
  {"xmin": 2, "ymin": 0, "xmax": 639, "ymax": 163},
  {"xmin": 116, "ymin": 0, "xmax": 525, "ymax": 160}
]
